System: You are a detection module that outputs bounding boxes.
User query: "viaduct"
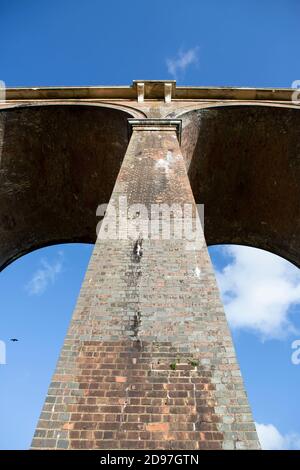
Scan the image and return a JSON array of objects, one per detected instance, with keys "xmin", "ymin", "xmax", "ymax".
[{"xmin": 1, "ymin": 80, "xmax": 299, "ymax": 450}]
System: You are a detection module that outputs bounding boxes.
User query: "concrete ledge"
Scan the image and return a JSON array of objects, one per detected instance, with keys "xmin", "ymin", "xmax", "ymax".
[{"xmin": 3, "ymin": 81, "xmax": 297, "ymax": 102}]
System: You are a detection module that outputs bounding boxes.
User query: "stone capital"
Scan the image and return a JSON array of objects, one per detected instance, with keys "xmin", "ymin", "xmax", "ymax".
[{"xmin": 128, "ymin": 118, "xmax": 182, "ymax": 143}]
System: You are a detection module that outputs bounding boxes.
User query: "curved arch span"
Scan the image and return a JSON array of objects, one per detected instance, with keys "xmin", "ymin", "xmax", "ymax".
[
  {"xmin": 179, "ymin": 104, "xmax": 300, "ymax": 268},
  {"xmin": 0, "ymin": 104, "xmax": 133, "ymax": 270}
]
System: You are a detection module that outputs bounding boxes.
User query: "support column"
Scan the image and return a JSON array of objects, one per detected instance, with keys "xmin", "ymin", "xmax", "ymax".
[{"xmin": 31, "ymin": 119, "xmax": 260, "ymax": 450}]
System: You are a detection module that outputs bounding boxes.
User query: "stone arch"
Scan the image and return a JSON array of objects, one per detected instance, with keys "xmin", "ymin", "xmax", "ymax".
[
  {"xmin": 0, "ymin": 100, "xmax": 147, "ymax": 118},
  {"xmin": 0, "ymin": 103, "xmax": 135, "ymax": 270},
  {"xmin": 178, "ymin": 104, "xmax": 300, "ymax": 268}
]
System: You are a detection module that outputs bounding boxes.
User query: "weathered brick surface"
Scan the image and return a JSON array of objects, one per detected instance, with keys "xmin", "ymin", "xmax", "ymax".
[{"xmin": 31, "ymin": 122, "xmax": 260, "ymax": 450}]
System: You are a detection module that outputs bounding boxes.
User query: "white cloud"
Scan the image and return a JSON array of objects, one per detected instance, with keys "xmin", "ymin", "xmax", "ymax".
[
  {"xmin": 214, "ymin": 246, "xmax": 300, "ymax": 339},
  {"xmin": 256, "ymin": 422, "xmax": 300, "ymax": 450},
  {"xmin": 166, "ymin": 47, "xmax": 199, "ymax": 79},
  {"xmin": 25, "ymin": 251, "xmax": 64, "ymax": 296}
]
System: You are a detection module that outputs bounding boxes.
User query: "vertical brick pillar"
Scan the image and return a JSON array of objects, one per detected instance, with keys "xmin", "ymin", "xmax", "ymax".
[{"xmin": 31, "ymin": 119, "xmax": 260, "ymax": 450}]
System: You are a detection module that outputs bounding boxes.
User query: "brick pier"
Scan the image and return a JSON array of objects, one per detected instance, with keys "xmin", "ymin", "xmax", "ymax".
[{"xmin": 31, "ymin": 116, "xmax": 260, "ymax": 450}]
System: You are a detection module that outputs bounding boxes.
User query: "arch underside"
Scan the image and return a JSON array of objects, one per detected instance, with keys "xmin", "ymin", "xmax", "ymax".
[
  {"xmin": 0, "ymin": 105, "xmax": 133, "ymax": 270},
  {"xmin": 181, "ymin": 105, "xmax": 300, "ymax": 268},
  {"xmin": 0, "ymin": 103, "xmax": 299, "ymax": 270}
]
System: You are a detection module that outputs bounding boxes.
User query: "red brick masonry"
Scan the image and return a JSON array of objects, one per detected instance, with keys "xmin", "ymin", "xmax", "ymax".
[{"xmin": 31, "ymin": 121, "xmax": 260, "ymax": 450}]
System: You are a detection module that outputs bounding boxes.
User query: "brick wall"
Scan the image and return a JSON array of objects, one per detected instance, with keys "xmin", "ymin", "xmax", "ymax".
[{"xmin": 31, "ymin": 121, "xmax": 260, "ymax": 450}]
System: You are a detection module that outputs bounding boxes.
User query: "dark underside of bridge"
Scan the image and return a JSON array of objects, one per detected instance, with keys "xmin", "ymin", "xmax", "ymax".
[{"xmin": 0, "ymin": 103, "xmax": 299, "ymax": 269}]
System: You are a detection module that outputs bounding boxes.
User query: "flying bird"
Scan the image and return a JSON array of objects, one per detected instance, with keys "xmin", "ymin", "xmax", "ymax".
[{"xmin": 10, "ymin": 338, "xmax": 18, "ymax": 342}]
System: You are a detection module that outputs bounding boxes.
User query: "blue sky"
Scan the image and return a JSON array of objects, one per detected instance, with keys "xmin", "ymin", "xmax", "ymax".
[{"xmin": 0, "ymin": 0, "xmax": 300, "ymax": 450}]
